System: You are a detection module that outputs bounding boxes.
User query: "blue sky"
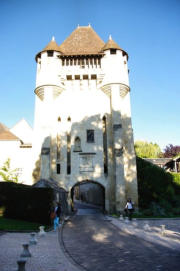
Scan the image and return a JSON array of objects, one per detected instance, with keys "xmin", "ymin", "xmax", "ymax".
[{"xmin": 0, "ymin": 0, "xmax": 179, "ymax": 151}]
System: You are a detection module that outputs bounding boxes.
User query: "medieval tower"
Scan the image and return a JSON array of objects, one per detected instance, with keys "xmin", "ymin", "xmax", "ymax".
[{"xmin": 32, "ymin": 25, "xmax": 138, "ymax": 213}]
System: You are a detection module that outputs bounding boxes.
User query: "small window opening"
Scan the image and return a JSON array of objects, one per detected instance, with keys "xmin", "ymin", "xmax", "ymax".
[
  {"xmin": 75, "ymin": 75, "xmax": 80, "ymax": 80},
  {"xmin": 67, "ymin": 75, "xmax": 72, "ymax": 80},
  {"xmin": 47, "ymin": 50, "xmax": 54, "ymax": 57},
  {"xmin": 87, "ymin": 130, "xmax": 94, "ymax": 143},
  {"xmin": 70, "ymin": 59, "xmax": 73, "ymax": 66},
  {"xmin": 57, "ymin": 163, "xmax": 61, "ymax": 174},
  {"xmin": 74, "ymin": 137, "xmax": 82, "ymax": 152},
  {"xmin": 91, "ymin": 74, "xmax": 97, "ymax": 80},
  {"xmin": 62, "ymin": 59, "xmax": 65, "ymax": 66},
  {"xmin": 67, "ymin": 116, "xmax": 71, "ymax": 122},
  {"xmin": 58, "ymin": 116, "xmax": 61, "ymax": 122},
  {"xmin": 110, "ymin": 49, "xmax": 117, "ymax": 54},
  {"xmin": 83, "ymin": 75, "xmax": 88, "ymax": 80}
]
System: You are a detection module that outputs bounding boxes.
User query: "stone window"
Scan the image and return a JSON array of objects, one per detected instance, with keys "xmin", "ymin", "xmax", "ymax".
[
  {"xmin": 91, "ymin": 74, "xmax": 97, "ymax": 80},
  {"xmin": 87, "ymin": 130, "xmax": 94, "ymax": 143},
  {"xmin": 83, "ymin": 75, "xmax": 88, "ymax": 80},
  {"xmin": 47, "ymin": 50, "xmax": 54, "ymax": 57},
  {"xmin": 75, "ymin": 75, "xmax": 80, "ymax": 80},
  {"xmin": 67, "ymin": 75, "xmax": 72, "ymax": 80},
  {"xmin": 74, "ymin": 137, "xmax": 82, "ymax": 152},
  {"xmin": 110, "ymin": 49, "xmax": 116, "ymax": 54}
]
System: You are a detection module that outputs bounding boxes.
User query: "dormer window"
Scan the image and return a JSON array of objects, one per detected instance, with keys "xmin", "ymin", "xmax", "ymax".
[
  {"xmin": 110, "ymin": 49, "xmax": 116, "ymax": 55},
  {"xmin": 47, "ymin": 50, "xmax": 54, "ymax": 57}
]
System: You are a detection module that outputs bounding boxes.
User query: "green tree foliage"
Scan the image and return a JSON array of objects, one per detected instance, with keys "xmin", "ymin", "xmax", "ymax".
[
  {"xmin": 0, "ymin": 159, "xmax": 19, "ymax": 183},
  {"xmin": 134, "ymin": 141, "xmax": 161, "ymax": 158}
]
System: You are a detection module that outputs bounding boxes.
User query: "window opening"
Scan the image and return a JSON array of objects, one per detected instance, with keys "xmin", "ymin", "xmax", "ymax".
[
  {"xmin": 83, "ymin": 75, "xmax": 88, "ymax": 80},
  {"xmin": 58, "ymin": 116, "xmax": 61, "ymax": 122},
  {"xmin": 74, "ymin": 137, "xmax": 82, "ymax": 152},
  {"xmin": 67, "ymin": 116, "xmax": 71, "ymax": 122},
  {"xmin": 91, "ymin": 74, "xmax": 97, "ymax": 80},
  {"xmin": 67, "ymin": 75, "xmax": 72, "ymax": 80},
  {"xmin": 47, "ymin": 50, "xmax": 54, "ymax": 57},
  {"xmin": 67, "ymin": 133, "xmax": 71, "ymax": 174},
  {"xmin": 57, "ymin": 163, "xmax": 61, "ymax": 174},
  {"xmin": 87, "ymin": 130, "xmax": 94, "ymax": 143},
  {"xmin": 102, "ymin": 116, "xmax": 108, "ymax": 174},
  {"xmin": 75, "ymin": 75, "xmax": 80, "ymax": 80},
  {"xmin": 110, "ymin": 49, "xmax": 117, "ymax": 54}
]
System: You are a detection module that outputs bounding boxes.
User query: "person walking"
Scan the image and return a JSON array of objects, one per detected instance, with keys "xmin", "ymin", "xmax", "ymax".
[
  {"xmin": 124, "ymin": 198, "xmax": 134, "ymax": 220},
  {"xmin": 53, "ymin": 203, "xmax": 61, "ymax": 231}
]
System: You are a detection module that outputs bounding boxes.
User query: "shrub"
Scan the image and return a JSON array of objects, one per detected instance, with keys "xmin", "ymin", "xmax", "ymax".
[
  {"xmin": 136, "ymin": 157, "xmax": 180, "ymax": 216},
  {"xmin": 0, "ymin": 182, "xmax": 54, "ymax": 225}
]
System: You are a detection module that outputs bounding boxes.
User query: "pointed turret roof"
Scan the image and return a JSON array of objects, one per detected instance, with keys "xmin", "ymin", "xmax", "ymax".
[
  {"xmin": 59, "ymin": 25, "xmax": 105, "ymax": 55},
  {"xmin": 42, "ymin": 36, "xmax": 61, "ymax": 52},
  {"xmin": 35, "ymin": 37, "xmax": 62, "ymax": 61},
  {"xmin": 0, "ymin": 123, "xmax": 20, "ymax": 141},
  {"xmin": 102, "ymin": 35, "xmax": 128, "ymax": 58}
]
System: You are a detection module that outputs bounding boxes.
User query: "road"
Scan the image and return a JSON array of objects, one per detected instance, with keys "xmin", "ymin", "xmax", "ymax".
[{"xmin": 61, "ymin": 202, "xmax": 180, "ymax": 271}]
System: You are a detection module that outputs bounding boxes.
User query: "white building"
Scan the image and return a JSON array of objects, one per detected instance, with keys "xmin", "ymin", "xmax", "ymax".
[
  {"xmin": 0, "ymin": 25, "xmax": 138, "ymax": 213},
  {"xmin": 32, "ymin": 25, "xmax": 138, "ymax": 212}
]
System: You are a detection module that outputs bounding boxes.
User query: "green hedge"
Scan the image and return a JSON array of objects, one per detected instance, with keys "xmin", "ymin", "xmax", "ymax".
[
  {"xmin": 0, "ymin": 182, "xmax": 54, "ymax": 225},
  {"xmin": 136, "ymin": 157, "xmax": 180, "ymax": 215}
]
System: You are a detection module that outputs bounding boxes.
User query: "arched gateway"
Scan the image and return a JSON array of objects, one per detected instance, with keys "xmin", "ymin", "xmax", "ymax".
[{"xmin": 32, "ymin": 25, "xmax": 138, "ymax": 213}]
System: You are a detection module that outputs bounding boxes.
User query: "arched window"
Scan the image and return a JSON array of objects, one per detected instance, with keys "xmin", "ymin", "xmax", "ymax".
[
  {"xmin": 74, "ymin": 137, "xmax": 82, "ymax": 152},
  {"xmin": 58, "ymin": 116, "xmax": 61, "ymax": 122}
]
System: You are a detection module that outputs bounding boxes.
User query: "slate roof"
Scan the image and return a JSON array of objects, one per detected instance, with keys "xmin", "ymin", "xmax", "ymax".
[{"xmin": 0, "ymin": 123, "xmax": 19, "ymax": 141}]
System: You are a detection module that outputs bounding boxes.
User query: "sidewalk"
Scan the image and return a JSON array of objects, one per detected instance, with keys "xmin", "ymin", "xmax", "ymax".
[
  {"xmin": 109, "ymin": 216, "xmax": 180, "ymax": 250},
  {"xmin": 0, "ymin": 227, "xmax": 80, "ymax": 271}
]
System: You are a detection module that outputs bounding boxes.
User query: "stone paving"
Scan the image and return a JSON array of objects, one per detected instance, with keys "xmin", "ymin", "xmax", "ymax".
[
  {"xmin": 62, "ymin": 214, "xmax": 180, "ymax": 271},
  {"xmin": 0, "ymin": 229, "xmax": 80, "ymax": 271},
  {"xmin": 0, "ymin": 214, "xmax": 180, "ymax": 271}
]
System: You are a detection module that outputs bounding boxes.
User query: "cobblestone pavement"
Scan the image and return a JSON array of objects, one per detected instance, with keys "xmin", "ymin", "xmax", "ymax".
[
  {"xmin": 62, "ymin": 214, "xmax": 180, "ymax": 271},
  {"xmin": 0, "ymin": 229, "xmax": 80, "ymax": 271}
]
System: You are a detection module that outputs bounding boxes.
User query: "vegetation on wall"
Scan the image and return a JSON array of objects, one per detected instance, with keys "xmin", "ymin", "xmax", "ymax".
[
  {"xmin": 0, "ymin": 182, "xmax": 54, "ymax": 225},
  {"xmin": 136, "ymin": 157, "xmax": 180, "ymax": 216},
  {"xmin": 134, "ymin": 141, "xmax": 161, "ymax": 158}
]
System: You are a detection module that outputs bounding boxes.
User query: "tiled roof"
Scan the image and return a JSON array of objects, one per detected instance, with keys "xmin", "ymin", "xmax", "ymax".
[
  {"xmin": 42, "ymin": 37, "xmax": 61, "ymax": 53},
  {"xmin": 59, "ymin": 26, "xmax": 105, "ymax": 55},
  {"xmin": 0, "ymin": 123, "xmax": 20, "ymax": 141},
  {"xmin": 102, "ymin": 36, "xmax": 128, "ymax": 58}
]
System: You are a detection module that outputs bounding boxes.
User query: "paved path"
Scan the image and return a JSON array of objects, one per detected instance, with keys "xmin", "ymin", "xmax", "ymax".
[{"xmin": 62, "ymin": 213, "xmax": 180, "ymax": 271}]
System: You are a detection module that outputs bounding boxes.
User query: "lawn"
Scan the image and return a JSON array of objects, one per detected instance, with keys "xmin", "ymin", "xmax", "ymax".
[{"xmin": 0, "ymin": 216, "xmax": 46, "ymax": 231}]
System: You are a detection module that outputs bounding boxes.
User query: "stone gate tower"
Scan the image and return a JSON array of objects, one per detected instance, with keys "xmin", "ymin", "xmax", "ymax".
[{"xmin": 32, "ymin": 25, "xmax": 138, "ymax": 212}]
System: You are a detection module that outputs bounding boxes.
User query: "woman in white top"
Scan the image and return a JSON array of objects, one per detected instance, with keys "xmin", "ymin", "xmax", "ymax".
[{"xmin": 124, "ymin": 198, "xmax": 134, "ymax": 220}]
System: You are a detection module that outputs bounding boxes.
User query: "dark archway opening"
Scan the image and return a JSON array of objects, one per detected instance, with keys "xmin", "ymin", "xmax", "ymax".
[{"xmin": 71, "ymin": 180, "xmax": 105, "ymax": 213}]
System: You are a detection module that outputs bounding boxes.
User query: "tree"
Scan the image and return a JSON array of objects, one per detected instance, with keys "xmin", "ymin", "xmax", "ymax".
[
  {"xmin": 0, "ymin": 158, "xmax": 19, "ymax": 183},
  {"xmin": 134, "ymin": 141, "xmax": 161, "ymax": 158},
  {"xmin": 163, "ymin": 144, "xmax": 180, "ymax": 158}
]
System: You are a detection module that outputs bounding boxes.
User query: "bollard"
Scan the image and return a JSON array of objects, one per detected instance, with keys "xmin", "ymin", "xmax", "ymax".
[
  {"xmin": 17, "ymin": 258, "xmax": 26, "ymax": 271},
  {"xmin": 39, "ymin": 225, "xmax": 46, "ymax": 236},
  {"xmin": 119, "ymin": 215, "xmax": 124, "ymax": 221},
  {"xmin": 29, "ymin": 232, "xmax": 37, "ymax": 245},
  {"xmin": 160, "ymin": 225, "xmax": 166, "ymax": 236},
  {"xmin": 20, "ymin": 244, "xmax": 31, "ymax": 258},
  {"xmin": 143, "ymin": 222, "xmax": 151, "ymax": 231},
  {"xmin": 125, "ymin": 217, "xmax": 129, "ymax": 223}
]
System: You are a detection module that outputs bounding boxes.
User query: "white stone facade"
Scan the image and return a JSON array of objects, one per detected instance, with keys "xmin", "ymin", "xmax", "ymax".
[{"xmin": 31, "ymin": 26, "xmax": 138, "ymax": 212}]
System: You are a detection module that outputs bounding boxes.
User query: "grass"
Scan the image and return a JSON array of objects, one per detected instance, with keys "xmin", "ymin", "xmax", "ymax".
[
  {"xmin": 0, "ymin": 217, "xmax": 48, "ymax": 231},
  {"xmin": 0, "ymin": 207, "xmax": 51, "ymax": 231}
]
